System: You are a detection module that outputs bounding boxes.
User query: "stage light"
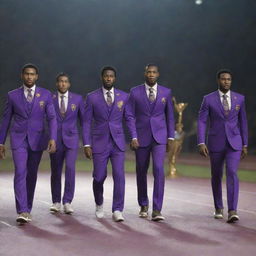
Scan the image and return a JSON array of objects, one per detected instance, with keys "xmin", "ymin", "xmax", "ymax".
[{"xmin": 195, "ymin": 0, "xmax": 203, "ymax": 5}]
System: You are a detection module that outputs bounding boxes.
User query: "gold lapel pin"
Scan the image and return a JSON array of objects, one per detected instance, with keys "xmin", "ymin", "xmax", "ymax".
[
  {"xmin": 117, "ymin": 100, "xmax": 124, "ymax": 111},
  {"xmin": 71, "ymin": 104, "xmax": 76, "ymax": 111},
  {"xmin": 39, "ymin": 101, "xmax": 45, "ymax": 108}
]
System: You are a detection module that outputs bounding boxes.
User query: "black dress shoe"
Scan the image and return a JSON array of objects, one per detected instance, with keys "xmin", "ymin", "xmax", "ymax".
[
  {"xmin": 139, "ymin": 206, "xmax": 148, "ymax": 218},
  {"xmin": 227, "ymin": 210, "xmax": 239, "ymax": 223}
]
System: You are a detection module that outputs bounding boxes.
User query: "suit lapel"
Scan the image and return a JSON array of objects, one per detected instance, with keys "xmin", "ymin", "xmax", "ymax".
[
  {"xmin": 108, "ymin": 89, "xmax": 116, "ymax": 118},
  {"xmin": 141, "ymin": 85, "xmax": 151, "ymax": 113},
  {"xmin": 229, "ymin": 91, "xmax": 238, "ymax": 118},
  {"xmin": 214, "ymin": 91, "xmax": 225, "ymax": 118},
  {"xmin": 98, "ymin": 89, "xmax": 109, "ymax": 118},
  {"xmin": 230, "ymin": 91, "xmax": 236, "ymax": 112},
  {"xmin": 19, "ymin": 87, "xmax": 29, "ymax": 117},
  {"xmin": 65, "ymin": 92, "xmax": 72, "ymax": 118},
  {"xmin": 30, "ymin": 87, "xmax": 40, "ymax": 115},
  {"xmin": 151, "ymin": 85, "xmax": 162, "ymax": 113},
  {"xmin": 53, "ymin": 93, "xmax": 62, "ymax": 119},
  {"xmin": 109, "ymin": 89, "xmax": 123, "ymax": 119}
]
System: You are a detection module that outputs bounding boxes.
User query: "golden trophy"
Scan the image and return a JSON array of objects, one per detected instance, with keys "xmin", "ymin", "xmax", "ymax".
[{"xmin": 167, "ymin": 97, "xmax": 188, "ymax": 178}]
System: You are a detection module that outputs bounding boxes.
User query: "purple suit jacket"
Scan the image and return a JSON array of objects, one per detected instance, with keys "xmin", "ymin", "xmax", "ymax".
[
  {"xmin": 53, "ymin": 92, "xmax": 86, "ymax": 149},
  {"xmin": 0, "ymin": 86, "xmax": 57, "ymax": 151},
  {"xmin": 84, "ymin": 88, "xmax": 136, "ymax": 153},
  {"xmin": 197, "ymin": 90, "xmax": 248, "ymax": 152},
  {"xmin": 126, "ymin": 84, "xmax": 175, "ymax": 147}
]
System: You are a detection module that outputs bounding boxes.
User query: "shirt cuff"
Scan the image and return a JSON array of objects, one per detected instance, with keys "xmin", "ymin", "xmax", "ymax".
[
  {"xmin": 168, "ymin": 138, "xmax": 174, "ymax": 140},
  {"xmin": 84, "ymin": 145, "xmax": 91, "ymax": 147}
]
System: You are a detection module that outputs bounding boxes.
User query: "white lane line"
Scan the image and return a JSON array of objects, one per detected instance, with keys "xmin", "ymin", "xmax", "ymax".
[
  {"xmin": 169, "ymin": 189, "xmax": 212, "ymax": 198},
  {"xmin": 0, "ymin": 221, "xmax": 12, "ymax": 227},
  {"xmin": 168, "ymin": 183, "xmax": 256, "ymax": 195},
  {"xmin": 167, "ymin": 197, "xmax": 256, "ymax": 216},
  {"xmin": 38, "ymin": 200, "xmax": 51, "ymax": 206},
  {"xmin": 169, "ymin": 197, "xmax": 213, "ymax": 208},
  {"xmin": 239, "ymin": 190, "xmax": 256, "ymax": 195},
  {"xmin": 170, "ymin": 214, "xmax": 184, "ymax": 218},
  {"xmin": 238, "ymin": 209, "xmax": 256, "ymax": 215},
  {"xmin": 168, "ymin": 188, "xmax": 256, "ymax": 198}
]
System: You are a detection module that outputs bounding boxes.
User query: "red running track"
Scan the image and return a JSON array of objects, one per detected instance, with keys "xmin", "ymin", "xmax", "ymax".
[{"xmin": 0, "ymin": 172, "xmax": 255, "ymax": 256}]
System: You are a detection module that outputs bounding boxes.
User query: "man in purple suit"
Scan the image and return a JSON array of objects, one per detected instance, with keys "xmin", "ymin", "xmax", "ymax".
[
  {"xmin": 0, "ymin": 63, "xmax": 57, "ymax": 223},
  {"xmin": 127, "ymin": 64, "xmax": 175, "ymax": 221},
  {"xmin": 197, "ymin": 69, "xmax": 248, "ymax": 223},
  {"xmin": 49, "ymin": 73, "xmax": 86, "ymax": 214},
  {"xmin": 84, "ymin": 66, "xmax": 135, "ymax": 222}
]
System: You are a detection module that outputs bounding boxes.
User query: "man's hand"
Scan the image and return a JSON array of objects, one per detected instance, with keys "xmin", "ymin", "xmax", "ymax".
[
  {"xmin": 47, "ymin": 139, "xmax": 56, "ymax": 154},
  {"xmin": 84, "ymin": 147, "xmax": 92, "ymax": 160},
  {"xmin": 130, "ymin": 139, "xmax": 139, "ymax": 151},
  {"xmin": 241, "ymin": 146, "xmax": 248, "ymax": 159},
  {"xmin": 198, "ymin": 144, "xmax": 209, "ymax": 157},
  {"xmin": 166, "ymin": 139, "xmax": 174, "ymax": 152},
  {"xmin": 0, "ymin": 145, "xmax": 6, "ymax": 159}
]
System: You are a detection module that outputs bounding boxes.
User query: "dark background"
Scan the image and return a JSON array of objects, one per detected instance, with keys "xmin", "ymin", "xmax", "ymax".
[{"xmin": 1, "ymin": 0, "xmax": 256, "ymax": 152}]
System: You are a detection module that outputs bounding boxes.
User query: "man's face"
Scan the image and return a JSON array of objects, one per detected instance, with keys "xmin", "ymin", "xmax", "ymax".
[
  {"xmin": 56, "ymin": 76, "xmax": 70, "ymax": 94},
  {"xmin": 102, "ymin": 70, "xmax": 116, "ymax": 89},
  {"xmin": 144, "ymin": 66, "xmax": 159, "ymax": 86},
  {"xmin": 218, "ymin": 73, "xmax": 232, "ymax": 92},
  {"xmin": 21, "ymin": 68, "xmax": 38, "ymax": 88}
]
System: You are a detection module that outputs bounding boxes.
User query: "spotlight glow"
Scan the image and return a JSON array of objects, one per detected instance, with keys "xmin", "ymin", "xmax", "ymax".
[{"xmin": 195, "ymin": 0, "xmax": 203, "ymax": 5}]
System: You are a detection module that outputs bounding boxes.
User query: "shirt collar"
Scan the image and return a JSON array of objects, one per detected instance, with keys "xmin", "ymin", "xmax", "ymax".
[
  {"xmin": 145, "ymin": 83, "xmax": 157, "ymax": 91},
  {"xmin": 218, "ymin": 89, "xmax": 231, "ymax": 98},
  {"xmin": 23, "ymin": 84, "xmax": 36, "ymax": 92},
  {"xmin": 58, "ymin": 90, "xmax": 69, "ymax": 98},
  {"xmin": 102, "ymin": 87, "xmax": 114, "ymax": 95}
]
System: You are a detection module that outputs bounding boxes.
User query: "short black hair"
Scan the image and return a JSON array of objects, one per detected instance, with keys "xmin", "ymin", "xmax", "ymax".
[
  {"xmin": 56, "ymin": 72, "xmax": 70, "ymax": 82},
  {"xmin": 216, "ymin": 69, "xmax": 232, "ymax": 79},
  {"xmin": 22, "ymin": 63, "xmax": 39, "ymax": 74},
  {"xmin": 145, "ymin": 63, "xmax": 159, "ymax": 71},
  {"xmin": 101, "ymin": 66, "xmax": 117, "ymax": 77}
]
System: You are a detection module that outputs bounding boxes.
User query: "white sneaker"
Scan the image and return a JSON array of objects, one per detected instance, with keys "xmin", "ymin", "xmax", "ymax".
[
  {"xmin": 16, "ymin": 212, "xmax": 29, "ymax": 223},
  {"xmin": 63, "ymin": 203, "xmax": 74, "ymax": 214},
  {"xmin": 95, "ymin": 204, "xmax": 104, "ymax": 218},
  {"xmin": 50, "ymin": 202, "xmax": 61, "ymax": 213},
  {"xmin": 112, "ymin": 210, "xmax": 124, "ymax": 222}
]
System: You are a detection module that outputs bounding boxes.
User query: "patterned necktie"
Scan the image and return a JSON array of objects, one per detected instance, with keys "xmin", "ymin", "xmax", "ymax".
[
  {"xmin": 60, "ymin": 95, "xmax": 66, "ymax": 116},
  {"xmin": 149, "ymin": 88, "xmax": 155, "ymax": 102},
  {"xmin": 106, "ymin": 91, "xmax": 112, "ymax": 106},
  {"xmin": 222, "ymin": 94, "xmax": 229, "ymax": 115},
  {"xmin": 27, "ymin": 88, "xmax": 33, "ymax": 103}
]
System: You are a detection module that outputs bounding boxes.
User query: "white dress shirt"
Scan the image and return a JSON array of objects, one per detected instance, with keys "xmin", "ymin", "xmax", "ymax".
[
  {"xmin": 23, "ymin": 84, "xmax": 36, "ymax": 98},
  {"xmin": 58, "ymin": 91, "xmax": 69, "ymax": 112},
  {"xmin": 102, "ymin": 87, "xmax": 115, "ymax": 103},
  {"xmin": 218, "ymin": 89, "xmax": 231, "ymax": 110},
  {"xmin": 145, "ymin": 83, "xmax": 157, "ymax": 98}
]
